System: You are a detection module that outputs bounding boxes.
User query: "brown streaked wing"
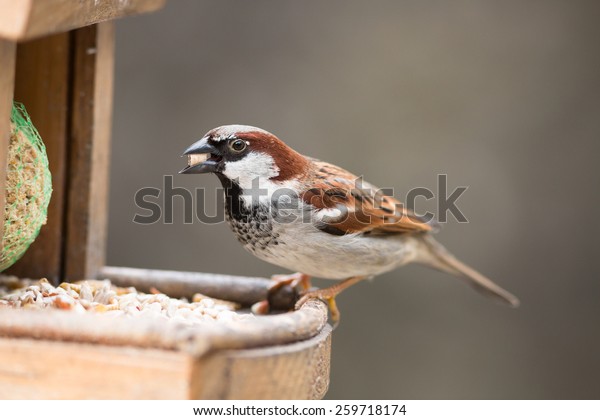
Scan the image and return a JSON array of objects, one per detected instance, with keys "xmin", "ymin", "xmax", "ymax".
[{"xmin": 302, "ymin": 160, "xmax": 435, "ymax": 236}]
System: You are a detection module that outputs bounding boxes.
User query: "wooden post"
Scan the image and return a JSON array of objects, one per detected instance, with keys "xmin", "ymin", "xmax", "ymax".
[
  {"xmin": 8, "ymin": 24, "xmax": 114, "ymax": 282},
  {"xmin": 0, "ymin": 39, "xmax": 16, "ymax": 248},
  {"xmin": 64, "ymin": 22, "xmax": 114, "ymax": 281},
  {"xmin": 7, "ymin": 34, "xmax": 71, "ymax": 282}
]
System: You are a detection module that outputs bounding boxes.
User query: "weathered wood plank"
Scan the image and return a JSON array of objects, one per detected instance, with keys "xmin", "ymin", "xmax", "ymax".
[
  {"xmin": 0, "ymin": 338, "xmax": 191, "ymax": 399},
  {"xmin": 0, "ymin": 309, "xmax": 331, "ymax": 399},
  {"xmin": 0, "ymin": 40, "xmax": 16, "ymax": 251},
  {"xmin": 0, "ymin": 0, "xmax": 165, "ymax": 41},
  {"xmin": 7, "ymin": 33, "xmax": 71, "ymax": 283},
  {"xmin": 0, "ymin": 326, "xmax": 331, "ymax": 399},
  {"xmin": 0, "ymin": 299, "xmax": 328, "ymax": 356},
  {"xmin": 100, "ymin": 265, "xmax": 299, "ymax": 309},
  {"xmin": 64, "ymin": 23, "xmax": 114, "ymax": 281},
  {"xmin": 194, "ymin": 326, "xmax": 332, "ymax": 399}
]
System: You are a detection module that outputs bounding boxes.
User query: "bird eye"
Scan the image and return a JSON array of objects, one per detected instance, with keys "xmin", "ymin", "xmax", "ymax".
[{"xmin": 229, "ymin": 139, "xmax": 247, "ymax": 152}]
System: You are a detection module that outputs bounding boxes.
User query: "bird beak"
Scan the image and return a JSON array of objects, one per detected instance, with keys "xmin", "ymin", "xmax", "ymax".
[{"xmin": 179, "ymin": 137, "xmax": 221, "ymax": 174}]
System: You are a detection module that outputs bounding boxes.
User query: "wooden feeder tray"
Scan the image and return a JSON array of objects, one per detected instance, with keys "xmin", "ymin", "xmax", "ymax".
[{"xmin": 0, "ymin": 269, "xmax": 331, "ymax": 399}]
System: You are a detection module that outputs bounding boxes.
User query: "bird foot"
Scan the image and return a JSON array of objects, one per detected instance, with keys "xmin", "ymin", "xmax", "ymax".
[
  {"xmin": 294, "ymin": 276, "xmax": 365, "ymax": 329},
  {"xmin": 269, "ymin": 272, "xmax": 312, "ymax": 293},
  {"xmin": 296, "ymin": 291, "xmax": 341, "ymax": 328}
]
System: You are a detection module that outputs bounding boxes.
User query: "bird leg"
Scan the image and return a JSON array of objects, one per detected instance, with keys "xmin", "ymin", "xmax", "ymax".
[
  {"xmin": 295, "ymin": 276, "xmax": 365, "ymax": 328},
  {"xmin": 251, "ymin": 273, "xmax": 312, "ymax": 315}
]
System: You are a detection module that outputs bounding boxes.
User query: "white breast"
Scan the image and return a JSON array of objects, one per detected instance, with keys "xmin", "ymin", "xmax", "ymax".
[{"xmin": 248, "ymin": 202, "xmax": 421, "ymax": 280}]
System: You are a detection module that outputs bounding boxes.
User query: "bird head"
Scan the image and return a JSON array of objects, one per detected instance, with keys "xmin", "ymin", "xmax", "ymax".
[{"xmin": 180, "ymin": 125, "xmax": 309, "ymax": 189}]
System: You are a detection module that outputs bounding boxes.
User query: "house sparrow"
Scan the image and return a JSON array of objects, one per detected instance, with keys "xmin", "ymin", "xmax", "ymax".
[{"xmin": 180, "ymin": 125, "xmax": 519, "ymax": 324}]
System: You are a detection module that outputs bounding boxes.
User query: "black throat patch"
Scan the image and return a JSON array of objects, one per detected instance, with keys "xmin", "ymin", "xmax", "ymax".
[{"xmin": 216, "ymin": 174, "xmax": 279, "ymax": 251}]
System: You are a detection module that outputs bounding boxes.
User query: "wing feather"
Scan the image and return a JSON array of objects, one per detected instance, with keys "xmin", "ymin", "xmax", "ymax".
[{"xmin": 302, "ymin": 161, "xmax": 436, "ymax": 236}]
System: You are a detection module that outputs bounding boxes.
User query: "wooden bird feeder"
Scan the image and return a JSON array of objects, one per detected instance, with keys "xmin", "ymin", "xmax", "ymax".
[{"xmin": 0, "ymin": 0, "xmax": 331, "ymax": 399}]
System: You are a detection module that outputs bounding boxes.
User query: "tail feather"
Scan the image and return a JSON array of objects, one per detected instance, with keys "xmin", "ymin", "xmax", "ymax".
[{"xmin": 416, "ymin": 235, "xmax": 520, "ymax": 307}]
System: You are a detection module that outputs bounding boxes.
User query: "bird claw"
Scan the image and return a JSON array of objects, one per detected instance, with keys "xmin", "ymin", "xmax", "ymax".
[
  {"xmin": 295, "ymin": 291, "xmax": 341, "ymax": 329},
  {"xmin": 269, "ymin": 272, "xmax": 312, "ymax": 293},
  {"xmin": 294, "ymin": 276, "xmax": 365, "ymax": 328},
  {"xmin": 259, "ymin": 274, "xmax": 361, "ymax": 328}
]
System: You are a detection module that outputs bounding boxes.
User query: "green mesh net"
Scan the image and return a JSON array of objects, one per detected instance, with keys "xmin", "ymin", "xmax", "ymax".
[{"xmin": 0, "ymin": 103, "xmax": 52, "ymax": 271}]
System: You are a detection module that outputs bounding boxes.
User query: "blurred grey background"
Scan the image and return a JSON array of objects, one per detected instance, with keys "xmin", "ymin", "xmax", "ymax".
[{"xmin": 109, "ymin": 0, "xmax": 600, "ymax": 398}]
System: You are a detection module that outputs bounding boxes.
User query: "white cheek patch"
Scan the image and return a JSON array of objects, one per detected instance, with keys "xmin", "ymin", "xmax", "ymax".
[
  {"xmin": 222, "ymin": 152, "xmax": 280, "ymax": 189},
  {"xmin": 223, "ymin": 152, "xmax": 300, "ymax": 208},
  {"xmin": 188, "ymin": 153, "xmax": 209, "ymax": 167}
]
